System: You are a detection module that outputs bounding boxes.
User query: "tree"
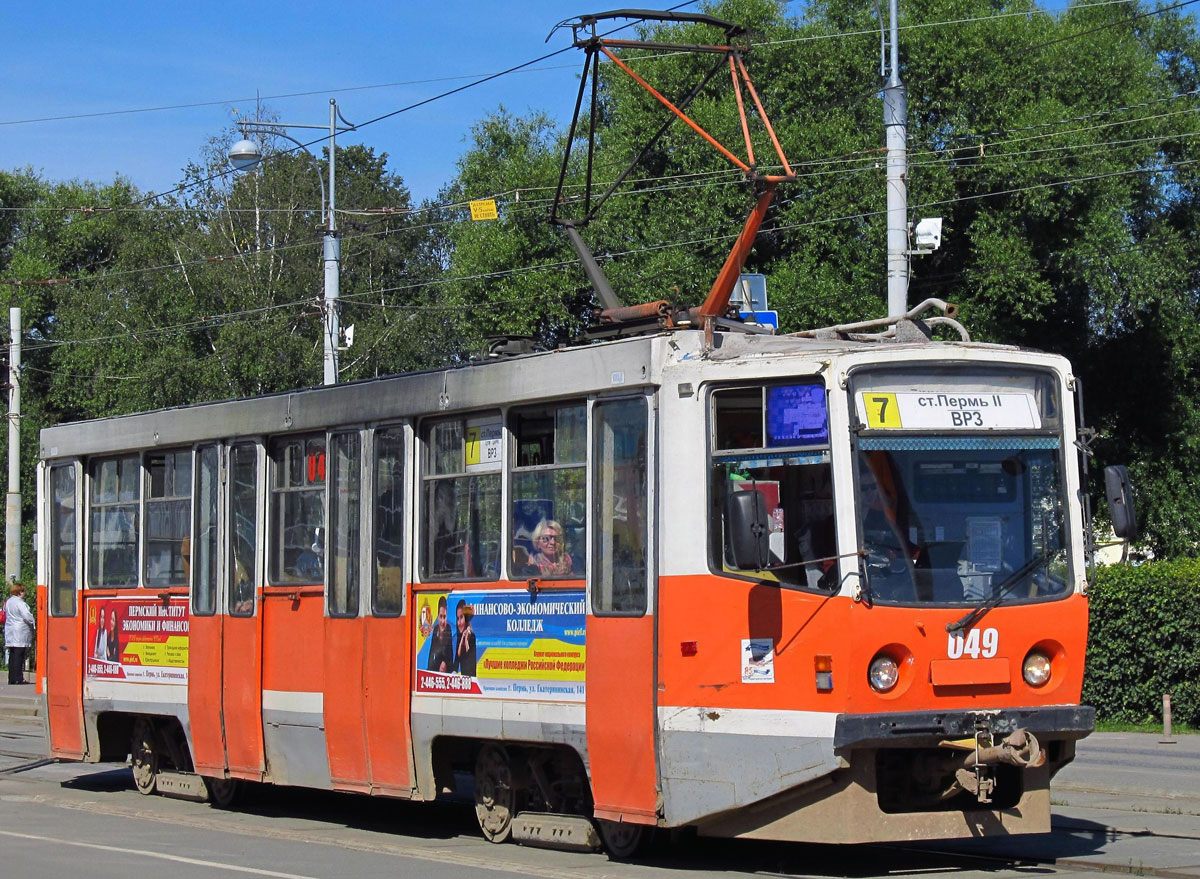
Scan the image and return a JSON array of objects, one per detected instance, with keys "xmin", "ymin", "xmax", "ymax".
[{"xmin": 437, "ymin": 0, "xmax": 1200, "ymax": 554}]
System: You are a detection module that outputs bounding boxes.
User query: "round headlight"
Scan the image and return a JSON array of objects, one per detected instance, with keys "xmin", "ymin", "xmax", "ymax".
[
  {"xmin": 1023, "ymin": 651, "xmax": 1052, "ymax": 687},
  {"xmin": 868, "ymin": 655, "xmax": 899, "ymax": 693}
]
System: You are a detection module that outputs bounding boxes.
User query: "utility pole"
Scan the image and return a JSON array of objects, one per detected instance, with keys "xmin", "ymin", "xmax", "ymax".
[
  {"xmin": 6, "ymin": 307, "xmax": 20, "ymax": 586},
  {"xmin": 883, "ymin": 0, "xmax": 909, "ymax": 317},
  {"xmin": 322, "ymin": 99, "xmax": 340, "ymax": 387}
]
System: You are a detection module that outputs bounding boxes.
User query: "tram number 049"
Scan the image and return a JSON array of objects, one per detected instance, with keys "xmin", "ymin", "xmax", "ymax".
[{"xmin": 947, "ymin": 627, "xmax": 999, "ymax": 659}]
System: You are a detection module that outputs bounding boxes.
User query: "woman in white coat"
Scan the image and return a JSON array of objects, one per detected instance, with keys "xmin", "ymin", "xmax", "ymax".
[{"xmin": 4, "ymin": 583, "xmax": 35, "ymax": 685}]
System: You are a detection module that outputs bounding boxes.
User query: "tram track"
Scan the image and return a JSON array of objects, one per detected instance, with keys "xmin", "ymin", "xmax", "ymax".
[
  {"xmin": 0, "ymin": 768, "xmax": 671, "ymax": 879},
  {"xmin": 0, "ymin": 764, "xmax": 1102, "ymax": 879}
]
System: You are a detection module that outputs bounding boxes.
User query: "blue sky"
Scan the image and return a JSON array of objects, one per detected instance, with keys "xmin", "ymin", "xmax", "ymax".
[
  {"xmin": 0, "ymin": 1, "xmax": 622, "ymax": 203},
  {"xmin": 1, "ymin": 0, "xmax": 1077, "ymax": 205}
]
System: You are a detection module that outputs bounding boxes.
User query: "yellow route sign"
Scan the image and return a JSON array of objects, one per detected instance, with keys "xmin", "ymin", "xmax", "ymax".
[
  {"xmin": 861, "ymin": 392, "xmax": 902, "ymax": 429},
  {"xmin": 469, "ymin": 198, "xmax": 498, "ymax": 221}
]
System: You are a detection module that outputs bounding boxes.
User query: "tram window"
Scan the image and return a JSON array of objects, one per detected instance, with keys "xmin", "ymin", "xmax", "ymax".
[
  {"xmin": 329, "ymin": 432, "xmax": 361, "ymax": 617},
  {"xmin": 145, "ymin": 450, "xmax": 192, "ymax": 588},
  {"xmin": 592, "ymin": 398, "xmax": 648, "ymax": 615},
  {"xmin": 269, "ymin": 435, "xmax": 326, "ymax": 585},
  {"xmin": 373, "ymin": 427, "xmax": 405, "ymax": 615},
  {"xmin": 193, "ymin": 445, "xmax": 219, "ymax": 616},
  {"xmin": 510, "ymin": 403, "xmax": 586, "ymax": 580},
  {"xmin": 229, "ymin": 443, "xmax": 258, "ymax": 616},
  {"xmin": 50, "ymin": 464, "xmax": 77, "ymax": 616},
  {"xmin": 88, "ymin": 455, "xmax": 140, "ymax": 588},
  {"xmin": 710, "ymin": 383, "xmax": 837, "ymax": 592},
  {"xmin": 421, "ymin": 416, "xmax": 501, "ymax": 581}
]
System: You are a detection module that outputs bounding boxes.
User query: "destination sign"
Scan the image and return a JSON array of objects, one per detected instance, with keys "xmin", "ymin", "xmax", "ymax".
[{"xmin": 857, "ymin": 391, "xmax": 1041, "ymax": 430}]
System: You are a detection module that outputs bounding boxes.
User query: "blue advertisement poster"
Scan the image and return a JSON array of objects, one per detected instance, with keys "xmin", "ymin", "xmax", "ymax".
[{"xmin": 414, "ymin": 588, "xmax": 586, "ymax": 702}]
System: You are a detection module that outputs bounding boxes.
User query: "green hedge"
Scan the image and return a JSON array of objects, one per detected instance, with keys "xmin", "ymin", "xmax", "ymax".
[{"xmin": 1084, "ymin": 558, "xmax": 1200, "ymax": 726}]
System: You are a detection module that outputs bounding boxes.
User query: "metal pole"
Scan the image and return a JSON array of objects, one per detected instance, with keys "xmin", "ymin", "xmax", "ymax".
[
  {"xmin": 6, "ymin": 307, "xmax": 21, "ymax": 585},
  {"xmin": 322, "ymin": 98, "xmax": 340, "ymax": 386},
  {"xmin": 883, "ymin": 0, "xmax": 909, "ymax": 318}
]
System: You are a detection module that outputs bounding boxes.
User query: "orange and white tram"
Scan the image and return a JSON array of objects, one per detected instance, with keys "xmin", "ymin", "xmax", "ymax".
[{"xmin": 36, "ymin": 319, "xmax": 1095, "ymax": 853}]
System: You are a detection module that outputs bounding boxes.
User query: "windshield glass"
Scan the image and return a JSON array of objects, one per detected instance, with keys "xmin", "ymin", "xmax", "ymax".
[{"xmin": 852, "ymin": 366, "xmax": 1069, "ymax": 606}]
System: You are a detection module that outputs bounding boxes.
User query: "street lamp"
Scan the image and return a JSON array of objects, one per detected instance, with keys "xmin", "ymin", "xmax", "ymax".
[{"xmin": 228, "ymin": 98, "xmax": 356, "ymax": 385}]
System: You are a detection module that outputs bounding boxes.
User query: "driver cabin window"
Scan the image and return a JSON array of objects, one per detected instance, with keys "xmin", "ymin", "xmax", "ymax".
[{"xmin": 710, "ymin": 383, "xmax": 837, "ymax": 591}]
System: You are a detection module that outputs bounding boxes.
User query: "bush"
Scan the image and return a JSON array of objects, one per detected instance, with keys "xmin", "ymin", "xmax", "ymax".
[{"xmin": 1084, "ymin": 558, "xmax": 1200, "ymax": 726}]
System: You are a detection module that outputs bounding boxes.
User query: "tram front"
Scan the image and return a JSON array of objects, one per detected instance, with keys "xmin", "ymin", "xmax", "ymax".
[{"xmin": 833, "ymin": 358, "xmax": 1093, "ymax": 830}]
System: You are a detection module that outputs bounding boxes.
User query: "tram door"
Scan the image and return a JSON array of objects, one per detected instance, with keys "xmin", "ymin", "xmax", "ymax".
[
  {"xmin": 360, "ymin": 427, "xmax": 413, "ymax": 792},
  {"xmin": 222, "ymin": 442, "xmax": 266, "ymax": 778},
  {"xmin": 188, "ymin": 443, "xmax": 265, "ymax": 779},
  {"xmin": 188, "ymin": 445, "xmax": 226, "ymax": 775},
  {"xmin": 44, "ymin": 462, "xmax": 85, "ymax": 759},
  {"xmin": 585, "ymin": 397, "xmax": 658, "ymax": 824},
  {"xmin": 322, "ymin": 427, "xmax": 413, "ymax": 793},
  {"xmin": 323, "ymin": 431, "xmax": 369, "ymax": 789}
]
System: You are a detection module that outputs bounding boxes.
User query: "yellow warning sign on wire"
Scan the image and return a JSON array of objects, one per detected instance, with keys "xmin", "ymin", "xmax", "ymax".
[{"xmin": 469, "ymin": 199, "xmax": 498, "ymax": 221}]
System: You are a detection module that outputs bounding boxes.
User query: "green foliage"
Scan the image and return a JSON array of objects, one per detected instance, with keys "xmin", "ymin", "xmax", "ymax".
[
  {"xmin": 1084, "ymin": 559, "xmax": 1200, "ymax": 725},
  {"xmin": 3, "ymin": 1, "xmax": 1200, "ymax": 562},
  {"xmin": 443, "ymin": 0, "xmax": 1200, "ymax": 555}
]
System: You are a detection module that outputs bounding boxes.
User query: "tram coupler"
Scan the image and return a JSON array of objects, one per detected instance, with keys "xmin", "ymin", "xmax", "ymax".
[{"xmin": 940, "ymin": 723, "xmax": 1045, "ymax": 804}]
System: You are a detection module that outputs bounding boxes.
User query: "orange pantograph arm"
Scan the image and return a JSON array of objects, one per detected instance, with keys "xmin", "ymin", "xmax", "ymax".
[
  {"xmin": 600, "ymin": 46, "xmax": 750, "ymax": 174},
  {"xmin": 697, "ymin": 181, "xmax": 778, "ymax": 319}
]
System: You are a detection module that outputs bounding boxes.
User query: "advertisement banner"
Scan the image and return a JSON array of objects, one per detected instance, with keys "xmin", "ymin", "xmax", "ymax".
[
  {"xmin": 414, "ymin": 589, "xmax": 585, "ymax": 701},
  {"xmin": 85, "ymin": 596, "xmax": 189, "ymax": 684}
]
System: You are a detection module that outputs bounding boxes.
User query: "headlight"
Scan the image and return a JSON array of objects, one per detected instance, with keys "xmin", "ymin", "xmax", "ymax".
[
  {"xmin": 868, "ymin": 655, "xmax": 899, "ymax": 692},
  {"xmin": 1023, "ymin": 651, "xmax": 1052, "ymax": 687}
]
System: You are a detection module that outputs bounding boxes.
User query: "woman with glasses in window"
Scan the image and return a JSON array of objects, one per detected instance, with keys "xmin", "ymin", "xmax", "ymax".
[{"xmin": 529, "ymin": 519, "xmax": 573, "ymax": 578}]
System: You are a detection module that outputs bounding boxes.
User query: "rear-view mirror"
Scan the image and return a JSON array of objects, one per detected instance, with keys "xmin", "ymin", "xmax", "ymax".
[
  {"xmin": 725, "ymin": 487, "xmax": 770, "ymax": 570},
  {"xmin": 1104, "ymin": 465, "xmax": 1138, "ymax": 542}
]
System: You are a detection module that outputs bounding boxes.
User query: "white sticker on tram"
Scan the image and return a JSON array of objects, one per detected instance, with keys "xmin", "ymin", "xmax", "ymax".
[{"xmin": 0, "ymin": 829, "xmax": 323, "ymax": 879}]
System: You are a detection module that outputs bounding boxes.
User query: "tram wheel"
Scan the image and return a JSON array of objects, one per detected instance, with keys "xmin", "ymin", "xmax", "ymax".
[
  {"xmin": 131, "ymin": 718, "xmax": 159, "ymax": 796},
  {"xmin": 474, "ymin": 743, "xmax": 515, "ymax": 843},
  {"xmin": 597, "ymin": 819, "xmax": 648, "ymax": 859},
  {"xmin": 203, "ymin": 775, "xmax": 242, "ymax": 808}
]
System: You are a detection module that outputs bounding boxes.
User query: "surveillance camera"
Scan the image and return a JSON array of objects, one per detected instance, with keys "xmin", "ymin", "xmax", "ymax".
[{"xmin": 913, "ymin": 217, "xmax": 942, "ymax": 250}]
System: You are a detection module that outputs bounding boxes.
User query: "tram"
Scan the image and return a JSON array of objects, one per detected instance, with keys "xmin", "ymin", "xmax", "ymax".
[{"xmin": 35, "ymin": 301, "xmax": 1101, "ymax": 854}]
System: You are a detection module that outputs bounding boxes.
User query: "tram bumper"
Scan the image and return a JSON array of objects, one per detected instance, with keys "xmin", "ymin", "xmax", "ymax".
[{"xmin": 691, "ymin": 706, "xmax": 1093, "ymax": 844}]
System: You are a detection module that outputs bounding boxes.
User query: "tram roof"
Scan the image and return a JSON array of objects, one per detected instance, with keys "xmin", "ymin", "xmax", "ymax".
[{"xmin": 38, "ymin": 328, "xmax": 1043, "ymax": 460}]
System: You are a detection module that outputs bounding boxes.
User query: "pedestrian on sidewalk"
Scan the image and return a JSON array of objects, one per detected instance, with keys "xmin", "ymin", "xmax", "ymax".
[{"xmin": 4, "ymin": 583, "xmax": 35, "ymax": 685}]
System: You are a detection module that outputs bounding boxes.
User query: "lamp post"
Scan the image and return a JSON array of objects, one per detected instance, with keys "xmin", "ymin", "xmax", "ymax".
[{"xmin": 228, "ymin": 99, "xmax": 355, "ymax": 385}]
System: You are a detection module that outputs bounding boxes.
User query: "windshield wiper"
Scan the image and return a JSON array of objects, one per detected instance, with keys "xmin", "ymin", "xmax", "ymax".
[{"xmin": 947, "ymin": 553, "xmax": 1047, "ymax": 634}]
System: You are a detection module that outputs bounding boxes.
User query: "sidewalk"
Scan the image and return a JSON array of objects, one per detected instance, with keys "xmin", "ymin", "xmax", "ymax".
[
  {"xmin": 0, "ymin": 677, "xmax": 41, "ymax": 718},
  {"xmin": 922, "ymin": 732, "xmax": 1200, "ymax": 878}
]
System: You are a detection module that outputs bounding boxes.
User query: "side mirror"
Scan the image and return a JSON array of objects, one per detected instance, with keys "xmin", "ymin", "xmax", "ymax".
[
  {"xmin": 1104, "ymin": 465, "xmax": 1138, "ymax": 542},
  {"xmin": 725, "ymin": 487, "xmax": 770, "ymax": 570}
]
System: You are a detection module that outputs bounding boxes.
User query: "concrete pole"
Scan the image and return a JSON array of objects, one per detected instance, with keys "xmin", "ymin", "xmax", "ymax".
[
  {"xmin": 322, "ymin": 98, "xmax": 340, "ymax": 386},
  {"xmin": 6, "ymin": 307, "xmax": 21, "ymax": 585},
  {"xmin": 883, "ymin": 0, "xmax": 909, "ymax": 318}
]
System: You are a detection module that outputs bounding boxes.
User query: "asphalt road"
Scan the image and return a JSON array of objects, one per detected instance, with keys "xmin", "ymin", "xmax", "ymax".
[{"xmin": 0, "ymin": 705, "xmax": 1196, "ymax": 879}]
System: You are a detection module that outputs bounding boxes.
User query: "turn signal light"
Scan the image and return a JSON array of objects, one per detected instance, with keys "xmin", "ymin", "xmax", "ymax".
[{"xmin": 815, "ymin": 655, "xmax": 834, "ymax": 692}]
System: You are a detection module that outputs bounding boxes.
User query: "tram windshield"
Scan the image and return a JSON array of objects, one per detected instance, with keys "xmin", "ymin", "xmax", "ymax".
[{"xmin": 852, "ymin": 366, "xmax": 1070, "ymax": 606}]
